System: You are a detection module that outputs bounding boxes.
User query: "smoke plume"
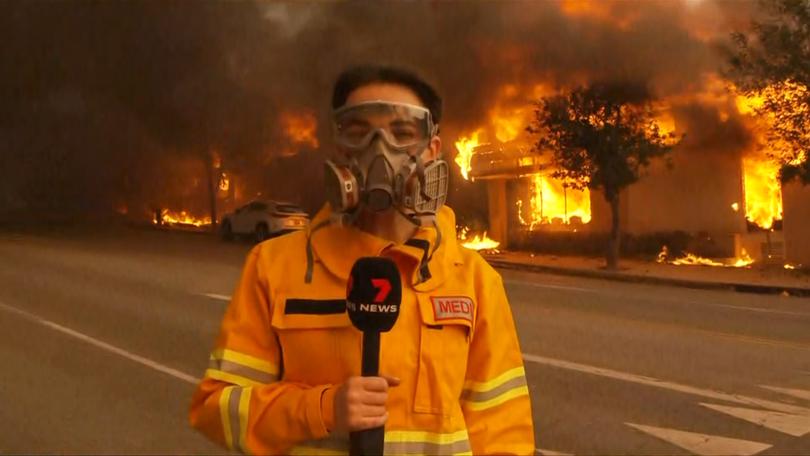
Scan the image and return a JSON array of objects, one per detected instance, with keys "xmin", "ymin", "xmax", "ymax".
[{"xmin": 0, "ymin": 0, "xmax": 762, "ymax": 220}]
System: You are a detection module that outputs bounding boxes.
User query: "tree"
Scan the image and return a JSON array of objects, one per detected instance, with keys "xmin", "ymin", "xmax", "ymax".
[
  {"xmin": 528, "ymin": 81, "xmax": 680, "ymax": 270},
  {"xmin": 728, "ymin": 0, "xmax": 810, "ymax": 184}
]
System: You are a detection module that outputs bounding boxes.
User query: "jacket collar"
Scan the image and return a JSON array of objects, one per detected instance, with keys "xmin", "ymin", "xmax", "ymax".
[{"xmin": 307, "ymin": 204, "xmax": 464, "ymax": 291}]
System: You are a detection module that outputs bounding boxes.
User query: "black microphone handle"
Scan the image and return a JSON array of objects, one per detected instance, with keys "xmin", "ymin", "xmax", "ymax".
[
  {"xmin": 361, "ymin": 331, "xmax": 380, "ymax": 376},
  {"xmin": 350, "ymin": 331, "xmax": 385, "ymax": 456}
]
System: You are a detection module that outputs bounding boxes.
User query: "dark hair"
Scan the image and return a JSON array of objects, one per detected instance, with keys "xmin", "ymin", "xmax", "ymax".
[{"xmin": 332, "ymin": 64, "xmax": 443, "ymax": 124}]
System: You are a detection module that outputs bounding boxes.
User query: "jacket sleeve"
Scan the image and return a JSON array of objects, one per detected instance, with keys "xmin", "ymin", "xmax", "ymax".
[
  {"xmin": 461, "ymin": 269, "xmax": 535, "ymax": 455},
  {"xmin": 189, "ymin": 245, "xmax": 337, "ymax": 455}
]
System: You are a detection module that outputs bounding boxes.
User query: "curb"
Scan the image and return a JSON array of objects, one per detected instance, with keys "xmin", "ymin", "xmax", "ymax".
[{"xmin": 484, "ymin": 257, "xmax": 810, "ymax": 298}]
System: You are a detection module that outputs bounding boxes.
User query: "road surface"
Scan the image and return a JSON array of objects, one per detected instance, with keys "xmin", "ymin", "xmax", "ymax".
[{"xmin": 0, "ymin": 226, "xmax": 808, "ymax": 455}]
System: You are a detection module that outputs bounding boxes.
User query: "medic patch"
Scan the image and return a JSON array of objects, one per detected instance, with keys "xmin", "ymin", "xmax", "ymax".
[{"xmin": 430, "ymin": 296, "xmax": 474, "ymax": 323}]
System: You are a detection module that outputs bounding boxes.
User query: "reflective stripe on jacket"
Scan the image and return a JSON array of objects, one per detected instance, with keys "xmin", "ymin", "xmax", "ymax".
[{"xmin": 189, "ymin": 204, "xmax": 535, "ymax": 455}]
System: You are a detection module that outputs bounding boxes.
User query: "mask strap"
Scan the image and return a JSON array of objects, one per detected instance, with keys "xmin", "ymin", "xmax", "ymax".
[
  {"xmin": 395, "ymin": 205, "xmax": 422, "ymax": 227},
  {"xmin": 304, "ymin": 219, "xmax": 332, "ymax": 284},
  {"xmin": 404, "ymin": 238, "xmax": 432, "ymax": 284},
  {"xmin": 409, "ymin": 155, "xmax": 433, "ymax": 202},
  {"xmin": 428, "ymin": 216, "xmax": 442, "ymax": 263}
]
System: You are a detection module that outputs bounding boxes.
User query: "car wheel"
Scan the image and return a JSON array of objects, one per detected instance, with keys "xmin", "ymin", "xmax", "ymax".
[
  {"xmin": 220, "ymin": 220, "xmax": 234, "ymax": 241},
  {"xmin": 255, "ymin": 223, "xmax": 270, "ymax": 243}
]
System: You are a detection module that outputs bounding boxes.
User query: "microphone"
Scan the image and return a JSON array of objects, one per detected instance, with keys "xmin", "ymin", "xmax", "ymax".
[{"xmin": 346, "ymin": 257, "xmax": 402, "ymax": 456}]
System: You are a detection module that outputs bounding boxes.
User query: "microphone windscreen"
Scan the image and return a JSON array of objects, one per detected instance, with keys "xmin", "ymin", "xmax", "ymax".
[{"xmin": 346, "ymin": 257, "xmax": 402, "ymax": 333}]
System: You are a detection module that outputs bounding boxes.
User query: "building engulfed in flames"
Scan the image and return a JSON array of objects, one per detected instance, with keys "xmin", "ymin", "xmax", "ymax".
[
  {"xmin": 453, "ymin": 86, "xmax": 598, "ymax": 251},
  {"xmin": 453, "ymin": 79, "xmax": 807, "ymax": 266},
  {"xmin": 461, "ymin": 140, "xmax": 593, "ymax": 230}
]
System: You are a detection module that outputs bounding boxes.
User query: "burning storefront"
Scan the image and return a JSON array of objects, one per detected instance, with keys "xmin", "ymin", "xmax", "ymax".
[{"xmin": 452, "ymin": 77, "xmax": 796, "ymax": 267}]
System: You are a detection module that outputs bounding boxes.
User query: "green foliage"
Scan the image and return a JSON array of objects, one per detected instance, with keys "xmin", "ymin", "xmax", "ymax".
[{"xmin": 527, "ymin": 81, "xmax": 679, "ymax": 202}]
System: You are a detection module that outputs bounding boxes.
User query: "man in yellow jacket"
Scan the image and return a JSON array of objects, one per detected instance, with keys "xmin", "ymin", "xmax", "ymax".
[{"xmin": 189, "ymin": 64, "xmax": 535, "ymax": 455}]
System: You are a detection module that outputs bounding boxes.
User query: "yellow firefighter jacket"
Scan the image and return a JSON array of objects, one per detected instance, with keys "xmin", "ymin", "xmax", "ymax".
[{"xmin": 189, "ymin": 204, "xmax": 535, "ymax": 455}]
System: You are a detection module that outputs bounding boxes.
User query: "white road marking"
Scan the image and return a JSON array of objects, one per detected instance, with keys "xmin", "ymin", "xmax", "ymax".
[
  {"xmin": 625, "ymin": 422, "xmax": 772, "ymax": 456},
  {"xmin": 760, "ymin": 385, "xmax": 810, "ymax": 401},
  {"xmin": 201, "ymin": 293, "xmax": 232, "ymax": 302},
  {"xmin": 522, "ymin": 353, "xmax": 810, "ymax": 416},
  {"xmin": 505, "ymin": 279, "xmax": 810, "ymax": 318},
  {"xmin": 0, "ymin": 300, "xmax": 199, "ymax": 385},
  {"xmin": 708, "ymin": 303, "xmax": 810, "ymax": 318},
  {"xmin": 669, "ymin": 328, "xmax": 810, "ymax": 351},
  {"xmin": 700, "ymin": 403, "xmax": 810, "ymax": 437},
  {"xmin": 506, "ymin": 280, "xmax": 596, "ymax": 294}
]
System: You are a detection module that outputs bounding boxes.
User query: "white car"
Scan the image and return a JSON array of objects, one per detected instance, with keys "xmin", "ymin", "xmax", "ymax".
[{"xmin": 220, "ymin": 200, "xmax": 310, "ymax": 242}]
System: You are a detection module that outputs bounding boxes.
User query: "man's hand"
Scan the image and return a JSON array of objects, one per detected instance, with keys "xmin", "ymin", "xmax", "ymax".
[{"xmin": 333, "ymin": 375, "xmax": 400, "ymax": 433}]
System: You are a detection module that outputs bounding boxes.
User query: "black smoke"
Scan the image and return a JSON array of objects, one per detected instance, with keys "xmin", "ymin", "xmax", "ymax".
[{"xmin": 0, "ymin": 0, "xmax": 761, "ymax": 221}]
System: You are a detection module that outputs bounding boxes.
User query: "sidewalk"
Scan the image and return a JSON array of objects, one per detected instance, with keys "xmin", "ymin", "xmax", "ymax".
[{"xmin": 483, "ymin": 251, "xmax": 810, "ymax": 297}]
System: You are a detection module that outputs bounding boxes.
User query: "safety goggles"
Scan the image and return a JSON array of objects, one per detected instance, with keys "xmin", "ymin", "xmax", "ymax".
[{"xmin": 333, "ymin": 101, "xmax": 437, "ymax": 153}]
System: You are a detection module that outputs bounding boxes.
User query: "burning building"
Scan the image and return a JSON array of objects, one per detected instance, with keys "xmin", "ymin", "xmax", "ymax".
[{"xmin": 453, "ymin": 76, "xmax": 796, "ymax": 265}]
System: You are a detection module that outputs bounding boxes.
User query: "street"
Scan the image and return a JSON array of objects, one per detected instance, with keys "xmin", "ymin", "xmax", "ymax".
[{"xmin": 1, "ymin": 226, "xmax": 808, "ymax": 455}]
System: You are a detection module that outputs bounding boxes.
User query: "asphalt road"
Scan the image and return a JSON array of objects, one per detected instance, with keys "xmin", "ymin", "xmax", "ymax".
[{"xmin": 0, "ymin": 226, "xmax": 808, "ymax": 455}]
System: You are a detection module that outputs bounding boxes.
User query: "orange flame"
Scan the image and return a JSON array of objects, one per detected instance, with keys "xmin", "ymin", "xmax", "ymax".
[
  {"xmin": 281, "ymin": 111, "xmax": 319, "ymax": 154},
  {"xmin": 218, "ymin": 172, "xmax": 230, "ymax": 192},
  {"xmin": 518, "ymin": 174, "xmax": 592, "ymax": 229},
  {"xmin": 650, "ymin": 110, "xmax": 679, "ymax": 145},
  {"xmin": 559, "ymin": 0, "xmax": 638, "ymax": 30},
  {"xmin": 672, "ymin": 253, "xmax": 726, "ymax": 267},
  {"xmin": 458, "ymin": 226, "xmax": 500, "ymax": 251},
  {"xmin": 454, "ymin": 130, "xmax": 483, "ymax": 180},
  {"xmin": 154, "ymin": 210, "xmax": 212, "ymax": 228},
  {"xmin": 657, "ymin": 246, "xmax": 754, "ymax": 268},
  {"xmin": 211, "ymin": 150, "xmax": 222, "ymax": 169},
  {"xmin": 735, "ymin": 93, "xmax": 765, "ymax": 116},
  {"xmin": 454, "ymin": 83, "xmax": 555, "ymax": 181},
  {"xmin": 729, "ymin": 249, "xmax": 755, "ymax": 268},
  {"xmin": 489, "ymin": 104, "xmax": 530, "ymax": 143},
  {"xmin": 790, "ymin": 151, "xmax": 808, "ymax": 167},
  {"xmin": 732, "ymin": 83, "xmax": 810, "ymax": 230},
  {"xmin": 742, "ymin": 155, "xmax": 782, "ymax": 230}
]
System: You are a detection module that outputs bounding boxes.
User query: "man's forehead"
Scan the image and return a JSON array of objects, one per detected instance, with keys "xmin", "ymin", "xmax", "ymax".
[{"xmin": 344, "ymin": 83, "xmax": 424, "ymax": 109}]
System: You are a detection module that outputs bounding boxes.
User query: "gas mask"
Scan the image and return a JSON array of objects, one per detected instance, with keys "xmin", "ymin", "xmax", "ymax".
[{"xmin": 324, "ymin": 101, "xmax": 449, "ymax": 226}]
